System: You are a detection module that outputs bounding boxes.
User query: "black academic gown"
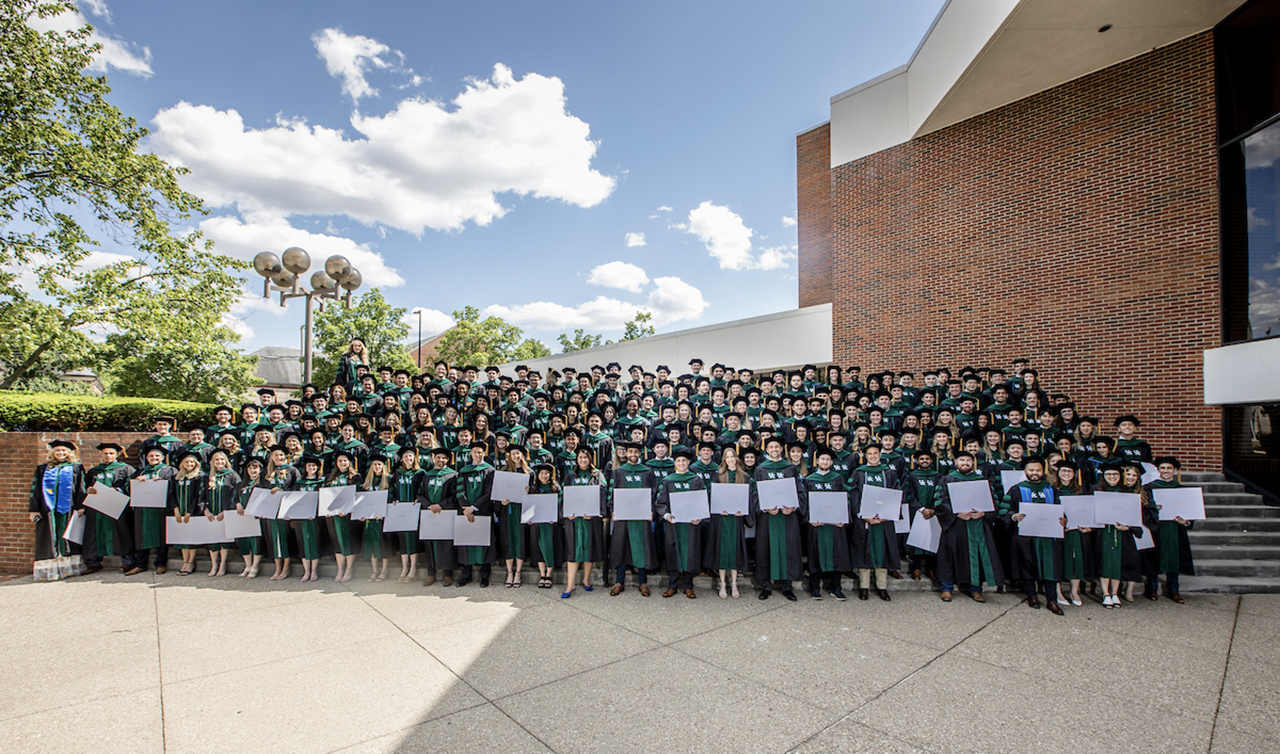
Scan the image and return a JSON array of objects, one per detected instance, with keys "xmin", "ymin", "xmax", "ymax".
[
  {"xmin": 563, "ymin": 468, "xmax": 608, "ymax": 564},
  {"xmin": 29, "ymin": 463, "xmax": 88, "ymax": 560},
  {"xmin": 655, "ymin": 472, "xmax": 706, "ymax": 574},
  {"xmin": 1001, "ymin": 481, "xmax": 1064, "ymax": 583},
  {"xmin": 84, "ymin": 462, "xmax": 136, "ymax": 564},
  {"xmin": 607, "ymin": 465, "xmax": 656, "ymax": 570},
  {"xmin": 704, "ymin": 471, "xmax": 753, "ymax": 573},
  {"xmin": 934, "ymin": 472, "xmax": 1006, "ymax": 589},
  {"xmin": 131, "ymin": 465, "xmax": 177, "ymax": 553},
  {"xmin": 416, "ymin": 468, "xmax": 458, "ymax": 570},
  {"xmin": 750, "ymin": 462, "xmax": 805, "ymax": 584},
  {"xmin": 848, "ymin": 465, "xmax": 902, "ymax": 571}
]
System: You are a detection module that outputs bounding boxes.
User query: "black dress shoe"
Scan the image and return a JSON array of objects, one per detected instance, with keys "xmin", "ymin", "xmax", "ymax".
[
  {"xmin": 480, "ymin": 577, "xmax": 489, "ymax": 588},
  {"xmin": 1027, "ymin": 595, "xmax": 1041, "ymax": 609},
  {"xmin": 455, "ymin": 575, "xmax": 472, "ymax": 587},
  {"xmin": 809, "ymin": 589, "xmax": 823, "ymax": 600},
  {"xmin": 81, "ymin": 565, "xmax": 103, "ymax": 575},
  {"xmin": 758, "ymin": 589, "xmax": 771, "ymax": 601},
  {"xmin": 858, "ymin": 588, "xmax": 869, "ymax": 601},
  {"xmin": 1046, "ymin": 600, "xmax": 1064, "ymax": 616},
  {"xmin": 831, "ymin": 588, "xmax": 847, "ymax": 601},
  {"xmin": 781, "ymin": 589, "xmax": 797, "ymax": 602},
  {"xmin": 878, "ymin": 589, "xmax": 891, "ymax": 602}
]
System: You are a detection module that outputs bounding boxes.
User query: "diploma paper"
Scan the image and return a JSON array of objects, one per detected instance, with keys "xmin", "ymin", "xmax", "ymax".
[
  {"xmin": 1061, "ymin": 495, "xmax": 1101, "ymax": 530},
  {"xmin": 895, "ymin": 504, "xmax": 911, "ymax": 534},
  {"xmin": 670, "ymin": 489, "xmax": 710, "ymax": 523},
  {"xmin": 906, "ymin": 513, "xmax": 942, "ymax": 553},
  {"xmin": 1017, "ymin": 503, "xmax": 1064, "ymax": 539},
  {"xmin": 130, "ymin": 479, "xmax": 169, "ymax": 509},
  {"xmin": 711, "ymin": 484, "xmax": 750, "ymax": 516},
  {"xmin": 1136, "ymin": 524, "xmax": 1155, "ymax": 550},
  {"xmin": 418, "ymin": 509, "xmax": 455, "ymax": 539},
  {"xmin": 755, "ymin": 477, "xmax": 799, "ymax": 510},
  {"xmin": 808, "ymin": 491, "xmax": 849, "ymax": 525},
  {"xmin": 1000, "ymin": 470, "xmax": 1027, "ymax": 493},
  {"xmin": 946, "ymin": 480, "xmax": 995, "ymax": 513},
  {"xmin": 350, "ymin": 490, "xmax": 389, "ymax": 521},
  {"xmin": 1154, "ymin": 487, "xmax": 1206, "ymax": 522},
  {"xmin": 62, "ymin": 509, "xmax": 86, "ymax": 544},
  {"xmin": 452, "ymin": 514, "xmax": 491, "ymax": 547},
  {"xmin": 382, "ymin": 503, "xmax": 421, "ymax": 532},
  {"xmin": 243, "ymin": 488, "xmax": 280, "ymax": 519},
  {"xmin": 165, "ymin": 516, "xmax": 225, "ymax": 545},
  {"xmin": 85, "ymin": 483, "xmax": 130, "ymax": 520},
  {"xmin": 1092, "ymin": 492, "xmax": 1144, "ymax": 527},
  {"xmin": 611, "ymin": 487, "xmax": 652, "ymax": 521},
  {"xmin": 318, "ymin": 485, "xmax": 357, "ymax": 516},
  {"xmin": 858, "ymin": 485, "xmax": 903, "ymax": 521},
  {"xmin": 490, "ymin": 470, "xmax": 529, "ymax": 504},
  {"xmin": 277, "ymin": 491, "xmax": 319, "ymax": 520},
  {"xmin": 562, "ymin": 485, "xmax": 601, "ymax": 518},
  {"xmin": 1141, "ymin": 463, "xmax": 1160, "ymax": 486},
  {"xmin": 222, "ymin": 511, "xmax": 263, "ymax": 540},
  {"xmin": 521, "ymin": 493, "xmax": 559, "ymax": 524}
]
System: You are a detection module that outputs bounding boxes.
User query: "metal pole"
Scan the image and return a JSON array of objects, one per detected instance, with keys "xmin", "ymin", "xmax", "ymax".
[
  {"xmin": 416, "ymin": 310, "xmax": 422, "ymax": 369},
  {"xmin": 303, "ymin": 293, "xmax": 314, "ymax": 386}
]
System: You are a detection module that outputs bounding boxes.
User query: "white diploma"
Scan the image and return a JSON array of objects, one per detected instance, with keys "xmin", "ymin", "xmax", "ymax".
[
  {"xmin": 1140, "ymin": 463, "xmax": 1160, "ymax": 486},
  {"xmin": 418, "ymin": 509, "xmax": 455, "ymax": 540},
  {"xmin": 62, "ymin": 509, "xmax": 86, "ymax": 544},
  {"xmin": 1017, "ymin": 503, "xmax": 1064, "ymax": 539},
  {"xmin": 562, "ymin": 485, "xmax": 601, "ymax": 518},
  {"xmin": 1136, "ymin": 524, "xmax": 1155, "ymax": 550},
  {"xmin": 611, "ymin": 487, "xmax": 652, "ymax": 521},
  {"xmin": 85, "ymin": 483, "xmax": 129, "ymax": 520},
  {"xmin": 906, "ymin": 513, "xmax": 942, "ymax": 553},
  {"xmin": 1154, "ymin": 487, "xmax": 1206, "ymax": 522},
  {"xmin": 222, "ymin": 511, "xmax": 263, "ymax": 540},
  {"xmin": 452, "ymin": 514, "xmax": 491, "ymax": 547},
  {"xmin": 1000, "ymin": 470, "xmax": 1026, "ymax": 492},
  {"xmin": 1092, "ymin": 492, "xmax": 1144, "ymax": 527},
  {"xmin": 670, "ymin": 489, "xmax": 711, "ymax": 523},
  {"xmin": 1061, "ymin": 495, "xmax": 1101, "ymax": 530},
  {"xmin": 129, "ymin": 479, "xmax": 169, "ymax": 509},
  {"xmin": 858, "ymin": 485, "xmax": 903, "ymax": 521},
  {"xmin": 243, "ymin": 488, "xmax": 280, "ymax": 519},
  {"xmin": 807, "ymin": 491, "xmax": 849, "ymax": 525},
  {"xmin": 521, "ymin": 493, "xmax": 558, "ymax": 525},
  {"xmin": 895, "ymin": 504, "xmax": 911, "ymax": 534},
  {"xmin": 318, "ymin": 485, "xmax": 357, "ymax": 516},
  {"xmin": 350, "ymin": 490, "xmax": 389, "ymax": 521},
  {"xmin": 947, "ymin": 480, "xmax": 994, "ymax": 513},
  {"xmin": 277, "ymin": 491, "xmax": 319, "ymax": 520},
  {"xmin": 490, "ymin": 470, "xmax": 529, "ymax": 504},
  {"xmin": 166, "ymin": 516, "xmax": 225, "ymax": 545},
  {"xmin": 711, "ymin": 484, "xmax": 750, "ymax": 516},
  {"xmin": 382, "ymin": 503, "xmax": 421, "ymax": 532},
  {"xmin": 755, "ymin": 477, "xmax": 799, "ymax": 510}
]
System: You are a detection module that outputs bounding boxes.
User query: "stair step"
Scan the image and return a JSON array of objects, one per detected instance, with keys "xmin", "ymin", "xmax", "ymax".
[
  {"xmin": 1188, "ymin": 531, "xmax": 1280, "ymax": 546},
  {"xmin": 1190, "ymin": 544, "xmax": 1280, "ymax": 560},
  {"xmin": 1192, "ymin": 559, "xmax": 1280, "ymax": 578},
  {"xmin": 1184, "ymin": 482, "xmax": 1246, "ymax": 493},
  {"xmin": 1179, "ymin": 575, "xmax": 1280, "ymax": 594},
  {"xmin": 1182, "ymin": 472, "xmax": 1226, "ymax": 482},
  {"xmin": 1199, "ymin": 505, "xmax": 1279, "ymax": 519},
  {"xmin": 1203, "ymin": 493, "xmax": 1268, "ymax": 506},
  {"xmin": 1194, "ymin": 517, "xmax": 1280, "ymax": 532}
]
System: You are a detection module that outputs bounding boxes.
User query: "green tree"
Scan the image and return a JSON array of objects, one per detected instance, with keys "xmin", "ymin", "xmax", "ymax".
[
  {"xmin": 101, "ymin": 312, "xmax": 260, "ymax": 403},
  {"xmin": 0, "ymin": 297, "xmax": 96, "ymax": 388},
  {"xmin": 557, "ymin": 329, "xmax": 604, "ymax": 353},
  {"xmin": 512, "ymin": 338, "xmax": 551, "ymax": 361},
  {"xmin": 0, "ymin": 0, "xmax": 246, "ymax": 389},
  {"xmin": 312, "ymin": 288, "xmax": 414, "ymax": 387},
  {"xmin": 435, "ymin": 306, "xmax": 530, "ymax": 367},
  {"xmin": 620, "ymin": 311, "xmax": 655, "ymax": 341}
]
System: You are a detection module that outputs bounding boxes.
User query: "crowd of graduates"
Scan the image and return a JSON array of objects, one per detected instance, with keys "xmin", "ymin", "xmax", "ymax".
[{"xmin": 29, "ymin": 340, "xmax": 1197, "ymax": 612}]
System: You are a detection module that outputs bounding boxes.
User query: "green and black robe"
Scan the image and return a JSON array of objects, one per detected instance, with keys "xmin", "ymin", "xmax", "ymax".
[
  {"xmin": 750, "ymin": 461, "xmax": 804, "ymax": 583},
  {"xmin": 607, "ymin": 464, "xmax": 653, "ymax": 569},
  {"xmin": 656, "ymin": 471, "xmax": 706, "ymax": 575},
  {"xmin": 934, "ymin": 471, "xmax": 1005, "ymax": 589},
  {"xmin": 802, "ymin": 470, "xmax": 851, "ymax": 574},
  {"xmin": 563, "ymin": 467, "xmax": 606, "ymax": 564}
]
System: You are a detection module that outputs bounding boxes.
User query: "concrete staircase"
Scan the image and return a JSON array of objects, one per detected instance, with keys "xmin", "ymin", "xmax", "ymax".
[{"xmin": 1180, "ymin": 472, "xmax": 1280, "ymax": 594}]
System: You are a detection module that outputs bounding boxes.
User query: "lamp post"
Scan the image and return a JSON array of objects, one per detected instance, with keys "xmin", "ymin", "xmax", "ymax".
[
  {"xmin": 252, "ymin": 247, "xmax": 363, "ymax": 386},
  {"xmin": 415, "ymin": 309, "xmax": 423, "ymax": 370}
]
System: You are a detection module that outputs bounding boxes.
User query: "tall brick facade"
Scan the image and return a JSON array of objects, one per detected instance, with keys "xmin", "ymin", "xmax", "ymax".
[
  {"xmin": 0, "ymin": 432, "xmax": 149, "ymax": 573},
  {"xmin": 797, "ymin": 122, "xmax": 833, "ymax": 308},
  {"xmin": 801, "ymin": 33, "xmax": 1222, "ymax": 471}
]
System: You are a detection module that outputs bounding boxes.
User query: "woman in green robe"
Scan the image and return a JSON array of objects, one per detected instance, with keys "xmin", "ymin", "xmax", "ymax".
[
  {"xmin": 526, "ymin": 463, "xmax": 563, "ymax": 589},
  {"xmin": 323, "ymin": 451, "xmax": 361, "ymax": 583},
  {"xmin": 391, "ymin": 449, "xmax": 426, "ymax": 583},
  {"xmin": 1144, "ymin": 456, "xmax": 1195, "ymax": 603},
  {"xmin": 1054, "ymin": 460, "xmax": 1094, "ymax": 606},
  {"xmin": 562, "ymin": 447, "xmax": 606, "ymax": 598},
  {"xmin": 201, "ymin": 449, "xmax": 240, "ymax": 577},
  {"xmin": 496, "ymin": 447, "xmax": 532, "ymax": 587},
  {"xmin": 130, "ymin": 447, "xmax": 176, "ymax": 575},
  {"xmin": 293, "ymin": 456, "xmax": 324, "ymax": 582},
  {"xmin": 171, "ymin": 452, "xmax": 207, "ymax": 575},
  {"xmin": 706, "ymin": 446, "xmax": 753, "ymax": 599},
  {"xmin": 260, "ymin": 446, "xmax": 299, "ymax": 581},
  {"xmin": 233, "ymin": 457, "xmax": 266, "ymax": 578},
  {"xmin": 361, "ymin": 456, "xmax": 392, "ymax": 582}
]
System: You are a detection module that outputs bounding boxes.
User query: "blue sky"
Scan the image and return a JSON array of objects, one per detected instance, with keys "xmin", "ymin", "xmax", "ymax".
[{"xmin": 64, "ymin": 0, "xmax": 944, "ymax": 352}]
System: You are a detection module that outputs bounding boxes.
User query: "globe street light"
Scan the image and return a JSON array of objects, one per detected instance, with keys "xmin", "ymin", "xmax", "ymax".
[{"xmin": 252, "ymin": 248, "xmax": 363, "ymax": 386}]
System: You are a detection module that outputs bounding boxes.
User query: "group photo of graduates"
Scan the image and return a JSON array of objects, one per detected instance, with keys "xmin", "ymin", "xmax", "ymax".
[{"xmin": 29, "ymin": 340, "xmax": 1199, "ymax": 614}]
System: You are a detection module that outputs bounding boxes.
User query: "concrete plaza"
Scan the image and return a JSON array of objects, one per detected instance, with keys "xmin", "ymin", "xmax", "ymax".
[{"xmin": 1, "ymin": 570, "xmax": 1274, "ymax": 754}]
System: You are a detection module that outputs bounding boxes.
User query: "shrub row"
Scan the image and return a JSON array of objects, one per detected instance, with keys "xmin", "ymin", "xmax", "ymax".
[{"xmin": 0, "ymin": 392, "xmax": 215, "ymax": 432}]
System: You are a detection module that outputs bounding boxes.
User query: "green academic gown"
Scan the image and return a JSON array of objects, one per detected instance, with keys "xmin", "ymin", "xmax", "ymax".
[
  {"xmin": 416, "ymin": 467, "xmax": 458, "ymax": 569},
  {"xmin": 750, "ymin": 461, "xmax": 805, "ymax": 583},
  {"xmin": 607, "ymin": 464, "xmax": 654, "ymax": 569}
]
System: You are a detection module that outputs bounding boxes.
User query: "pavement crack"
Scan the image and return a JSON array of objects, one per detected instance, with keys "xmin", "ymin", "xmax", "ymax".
[
  {"xmin": 1207, "ymin": 595, "xmax": 1242, "ymax": 752},
  {"xmin": 152, "ymin": 571, "xmax": 167, "ymax": 754}
]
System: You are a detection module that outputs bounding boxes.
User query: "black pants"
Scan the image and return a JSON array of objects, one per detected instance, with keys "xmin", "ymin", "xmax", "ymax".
[
  {"xmin": 669, "ymin": 571, "xmax": 694, "ymax": 590},
  {"xmin": 616, "ymin": 565, "xmax": 647, "ymax": 584},
  {"xmin": 134, "ymin": 546, "xmax": 169, "ymax": 570},
  {"xmin": 1024, "ymin": 578, "xmax": 1058, "ymax": 603},
  {"xmin": 808, "ymin": 571, "xmax": 840, "ymax": 591},
  {"xmin": 461, "ymin": 563, "xmax": 492, "ymax": 580}
]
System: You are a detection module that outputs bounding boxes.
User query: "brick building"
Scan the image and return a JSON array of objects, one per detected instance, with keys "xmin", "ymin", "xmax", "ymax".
[{"xmin": 796, "ymin": 0, "xmax": 1280, "ymax": 489}]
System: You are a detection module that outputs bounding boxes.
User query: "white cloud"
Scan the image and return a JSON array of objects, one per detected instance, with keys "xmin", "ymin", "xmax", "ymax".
[
  {"xmin": 149, "ymin": 63, "xmax": 615, "ymax": 234},
  {"xmin": 484, "ymin": 275, "xmax": 706, "ymax": 331},
  {"xmin": 757, "ymin": 245, "xmax": 797, "ymax": 271},
  {"xmin": 587, "ymin": 261, "xmax": 649, "ymax": 292},
  {"xmin": 312, "ymin": 28, "xmax": 418, "ymax": 104},
  {"xmin": 1250, "ymin": 277, "xmax": 1280, "ymax": 337},
  {"xmin": 782, "ymin": 215, "xmax": 797, "ymax": 227},
  {"xmin": 686, "ymin": 201, "xmax": 754, "ymax": 270},
  {"xmin": 200, "ymin": 212, "xmax": 405, "ymax": 288},
  {"xmin": 405, "ymin": 307, "xmax": 454, "ymax": 337},
  {"xmin": 28, "ymin": 2, "xmax": 152, "ymax": 77},
  {"xmin": 624, "ymin": 232, "xmax": 646, "ymax": 247},
  {"xmin": 1245, "ymin": 127, "xmax": 1280, "ymax": 170},
  {"xmin": 656, "ymin": 206, "xmax": 672, "ymax": 213},
  {"xmin": 1249, "ymin": 207, "xmax": 1270, "ymax": 232}
]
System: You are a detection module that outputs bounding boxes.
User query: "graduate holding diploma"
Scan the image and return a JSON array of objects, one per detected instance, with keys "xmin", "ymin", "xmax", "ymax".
[
  {"xmin": 361, "ymin": 456, "xmax": 393, "ymax": 583},
  {"xmin": 496, "ymin": 447, "xmax": 531, "ymax": 588},
  {"xmin": 848, "ymin": 444, "xmax": 901, "ymax": 601},
  {"xmin": 562, "ymin": 447, "xmax": 606, "ymax": 598},
  {"xmin": 750, "ymin": 436, "xmax": 804, "ymax": 602},
  {"xmin": 260, "ymin": 446, "xmax": 300, "ymax": 582},
  {"xmin": 293, "ymin": 456, "xmax": 324, "ymax": 582},
  {"xmin": 130, "ymin": 447, "xmax": 175, "ymax": 575},
  {"xmin": 706, "ymin": 446, "xmax": 752, "ymax": 599},
  {"xmin": 202, "ymin": 449, "xmax": 240, "ymax": 577},
  {"xmin": 934, "ymin": 452, "xmax": 1004, "ymax": 603},
  {"xmin": 416, "ymin": 448, "xmax": 458, "ymax": 586},
  {"xmin": 526, "ymin": 463, "xmax": 563, "ymax": 589},
  {"xmin": 1054, "ymin": 461, "xmax": 1093, "ymax": 607},
  {"xmin": 234, "ymin": 458, "xmax": 265, "ymax": 578},
  {"xmin": 1144, "ymin": 456, "xmax": 1195, "ymax": 603},
  {"xmin": 170, "ymin": 452, "xmax": 207, "ymax": 576},
  {"xmin": 1000, "ymin": 457, "xmax": 1064, "ymax": 614},
  {"xmin": 656, "ymin": 447, "xmax": 706, "ymax": 599},
  {"xmin": 607, "ymin": 443, "xmax": 655, "ymax": 598},
  {"xmin": 322, "ymin": 451, "xmax": 361, "ymax": 583},
  {"xmin": 802, "ymin": 447, "xmax": 850, "ymax": 602},
  {"xmin": 454, "ymin": 442, "xmax": 496, "ymax": 588},
  {"xmin": 29, "ymin": 440, "xmax": 87, "ymax": 567},
  {"xmin": 391, "ymin": 449, "xmax": 426, "ymax": 583},
  {"xmin": 83, "ymin": 442, "xmax": 135, "ymax": 575}
]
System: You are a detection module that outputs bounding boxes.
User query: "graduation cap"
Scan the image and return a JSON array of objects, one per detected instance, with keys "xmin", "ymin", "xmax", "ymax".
[
  {"xmin": 367, "ymin": 454, "xmax": 392, "ymax": 467},
  {"xmin": 913, "ymin": 448, "xmax": 936, "ymax": 459},
  {"xmin": 299, "ymin": 454, "xmax": 323, "ymax": 468},
  {"xmin": 812, "ymin": 445, "xmax": 834, "ymax": 461},
  {"xmin": 1078, "ymin": 416, "xmax": 1100, "ymax": 426},
  {"xmin": 1113, "ymin": 415, "xmax": 1141, "ymax": 427},
  {"xmin": 696, "ymin": 441, "xmax": 718, "ymax": 453},
  {"xmin": 48, "ymin": 439, "xmax": 77, "ymax": 451},
  {"xmin": 1005, "ymin": 438, "xmax": 1027, "ymax": 449},
  {"xmin": 619, "ymin": 441, "xmax": 645, "ymax": 451},
  {"xmin": 533, "ymin": 462, "xmax": 557, "ymax": 476},
  {"xmin": 1094, "ymin": 436, "xmax": 1116, "ymax": 448},
  {"xmin": 1056, "ymin": 459, "xmax": 1080, "ymax": 472},
  {"xmin": 1153, "ymin": 456, "xmax": 1181, "ymax": 469},
  {"xmin": 151, "ymin": 414, "xmax": 176, "ymax": 425},
  {"xmin": 96, "ymin": 442, "xmax": 124, "ymax": 453},
  {"xmin": 430, "ymin": 447, "xmax": 453, "ymax": 458},
  {"xmin": 256, "ymin": 388, "xmax": 276, "ymax": 396},
  {"xmin": 467, "ymin": 440, "xmax": 489, "ymax": 450},
  {"xmin": 786, "ymin": 441, "xmax": 808, "ymax": 455},
  {"xmin": 688, "ymin": 358, "xmax": 704, "ymax": 366},
  {"xmin": 762, "ymin": 435, "xmax": 786, "ymax": 449},
  {"xmin": 672, "ymin": 447, "xmax": 696, "ymax": 461},
  {"xmin": 878, "ymin": 429, "xmax": 900, "ymax": 439}
]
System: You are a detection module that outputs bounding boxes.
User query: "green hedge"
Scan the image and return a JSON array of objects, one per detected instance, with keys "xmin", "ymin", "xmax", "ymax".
[{"xmin": 0, "ymin": 392, "xmax": 216, "ymax": 432}]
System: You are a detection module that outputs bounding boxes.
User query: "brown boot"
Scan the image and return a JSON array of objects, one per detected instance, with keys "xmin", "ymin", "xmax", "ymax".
[
  {"xmin": 609, "ymin": 583, "xmax": 625, "ymax": 597},
  {"xmin": 911, "ymin": 569, "xmax": 921, "ymax": 580},
  {"xmin": 685, "ymin": 589, "xmax": 696, "ymax": 599},
  {"xmin": 423, "ymin": 572, "xmax": 436, "ymax": 586},
  {"xmin": 639, "ymin": 584, "xmax": 651, "ymax": 597},
  {"xmin": 442, "ymin": 574, "xmax": 453, "ymax": 586},
  {"xmin": 970, "ymin": 591, "xmax": 985, "ymax": 603},
  {"xmin": 662, "ymin": 588, "xmax": 678, "ymax": 598}
]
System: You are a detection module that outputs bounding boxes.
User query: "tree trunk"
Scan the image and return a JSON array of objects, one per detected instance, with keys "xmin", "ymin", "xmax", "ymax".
[{"xmin": 0, "ymin": 332, "xmax": 60, "ymax": 389}]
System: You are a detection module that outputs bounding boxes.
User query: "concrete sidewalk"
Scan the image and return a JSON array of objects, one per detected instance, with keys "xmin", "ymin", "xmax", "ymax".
[{"xmin": 1, "ymin": 571, "xmax": 1274, "ymax": 754}]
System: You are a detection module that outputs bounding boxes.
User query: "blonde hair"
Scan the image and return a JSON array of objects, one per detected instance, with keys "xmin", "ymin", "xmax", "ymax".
[
  {"xmin": 503, "ymin": 451, "xmax": 531, "ymax": 475},
  {"xmin": 363, "ymin": 460, "xmax": 390, "ymax": 490},
  {"xmin": 45, "ymin": 446, "xmax": 80, "ymax": 464},
  {"xmin": 176, "ymin": 455, "xmax": 203, "ymax": 481}
]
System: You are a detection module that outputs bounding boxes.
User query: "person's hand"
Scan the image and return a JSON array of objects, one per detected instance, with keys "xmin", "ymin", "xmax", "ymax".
[
  {"xmin": 282, "ymin": 517, "xmax": 291, "ymax": 522},
  {"xmin": 463, "ymin": 505, "xmax": 476, "ymax": 523},
  {"xmin": 429, "ymin": 504, "xmax": 442, "ymax": 514},
  {"xmin": 270, "ymin": 488, "xmax": 280, "ymax": 495},
  {"xmin": 1175, "ymin": 516, "xmax": 1188, "ymax": 526},
  {"xmin": 236, "ymin": 504, "xmax": 245, "ymax": 514},
  {"xmin": 721, "ymin": 510, "xmax": 730, "ymax": 517},
  {"xmin": 835, "ymin": 522, "xmax": 845, "ymax": 528},
  {"xmin": 781, "ymin": 506, "xmax": 796, "ymax": 515},
  {"xmin": 691, "ymin": 519, "xmax": 702, "ymax": 526},
  {"xmin": 869, "ymin": 515, "xmax": 883, "ymax": 525},
  {"xmin": 87, "ymin": 487, "xmax": 98, "ymax": 495},
  {"xmin": 205, "ymin": 513, "xmax": 215, "ymax": 521},
  {"xmin": 1012, "ymin": 513, "xmax": 1026, "ymax": 522},
  {"xmin": 1116, "ymin": 524, "xmax": 1130, "ymax": 531},
  {"xmin": 217, "ymin": 512, "xmax": 225, "ymax": 522},
  {"xmin": 1058, "ymin": 516, "xmax": 1067, "ymax": 527},
  {"xmin": 768, "ymin": 508, "xmax": 780, "ymax": 516},
  {"xmin": 583, "ymin": 515, "xmax": 595, "ymax": 520},
  {"xmin": 501, "ymin": 499, "xmax": 510, "ymax": 505},
  {"xmin": 664, "ymin": 513, "xmax": 676, "ymax": 524},
  {"xmin": 29, "ymin": 512, "xmax": 40, "ymax": 523},
  {"xmin": 922, "ymin": 508, "xmax": 934, "ymax": 520},
  {"xmin": 1080, "ymin": 526, "xmax": 1092, "ymax": 534}
]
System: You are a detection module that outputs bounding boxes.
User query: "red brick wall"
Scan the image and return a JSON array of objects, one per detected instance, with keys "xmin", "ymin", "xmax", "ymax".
[
  {"xmin": 797, "ymin": 122, "xmax": 834, "ymax": 308},
  {"xmin": 0, "ymin": 432, "xmax": 149, "ymax": 573},
  {"xmin": 824, "ymin": 33, "xmax": 1222, "ymax": 470}
]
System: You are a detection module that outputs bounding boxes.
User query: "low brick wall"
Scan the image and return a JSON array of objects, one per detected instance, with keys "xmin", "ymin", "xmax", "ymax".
[{"xmin": 0, "ymin": 432, "xmax": 149, "ymax": 573}]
